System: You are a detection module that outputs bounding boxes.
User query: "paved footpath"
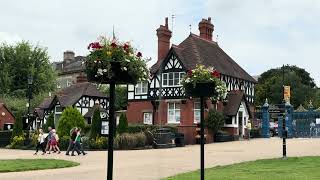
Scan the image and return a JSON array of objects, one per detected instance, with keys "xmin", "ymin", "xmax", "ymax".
[{"xmin": 1, "ymin": 138, "xmax": 320, "ymax": 180}]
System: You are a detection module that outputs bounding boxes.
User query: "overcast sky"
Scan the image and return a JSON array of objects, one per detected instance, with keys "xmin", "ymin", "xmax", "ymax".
[{"xmin": 1, "ymin": 0, "xmax": 319, "ymax": 85}]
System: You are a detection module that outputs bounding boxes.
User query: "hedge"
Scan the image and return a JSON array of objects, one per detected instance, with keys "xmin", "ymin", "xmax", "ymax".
[{"xmin": 127, "ymin": 124, "xmax": 178, "ymax": 134}]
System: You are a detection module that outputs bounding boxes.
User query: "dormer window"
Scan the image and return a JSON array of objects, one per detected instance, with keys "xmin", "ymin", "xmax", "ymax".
[
  {"xmin": 162, "ymin": 72, "xmax": 185, "ymax": 87},
  {"xmin": 135, "ymin": 82, "xmax": 148, "ymax": 95}
]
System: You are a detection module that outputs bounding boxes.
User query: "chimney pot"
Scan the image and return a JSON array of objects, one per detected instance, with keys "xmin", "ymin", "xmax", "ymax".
[
  {"xmin": 156, "ymin": 17, "xmax": 172, "ymax": 62},
  {"xmin": 198, "ymin": 17, "xmax": 214, "ymax": 41}
]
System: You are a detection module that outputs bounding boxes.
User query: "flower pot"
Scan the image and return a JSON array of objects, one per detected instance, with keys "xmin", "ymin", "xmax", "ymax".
[
  {"xmin": 184, "ymin": 83, "xmax": 216, "ymax": 97},
  {"xmin": 86, "ymin": 61, "xmax": 137, "ymax": 84}
]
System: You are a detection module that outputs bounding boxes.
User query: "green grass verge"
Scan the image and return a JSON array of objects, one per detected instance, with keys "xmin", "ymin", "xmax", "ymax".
[
  {"xmin": 0, "ymin": 159, "xmax": 79, "ymax": 173},
  {"xmin": 165, "ymin": 156, "xmax": 320, "ymax": 180}
]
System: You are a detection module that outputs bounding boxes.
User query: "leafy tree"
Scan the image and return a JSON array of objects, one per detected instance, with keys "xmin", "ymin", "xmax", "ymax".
[
  {"xmin": 255, "ymin": 65, "xmax": 318, "ymax": 107},
  {"xmin": 98, "ymin": 85, "xmax": 127, "ymax": 110},
  {"xmin": 117, "ymin": 113, "xmax": 128, "ymax": 134},
  {"xmin": 43, "ymin": 113, "xmax": 55, "ymax": 131},
  {"xmin": 90, "ymin": 108, "xmax": 102, "ymax": 139},
  {"xmin": 0, "ymin": 41, "xmax": 56, "ymax": 97},
  {"xmin": 57, "ymin": 107, "xmax": 85, "ymax": 137},
  {"xmin": 205, "ymin": 109, "xmax": 225, "ymax": 134},
  {"xmin": 11, "ymin": 111, "xmax": 24, "ymax": 141}
]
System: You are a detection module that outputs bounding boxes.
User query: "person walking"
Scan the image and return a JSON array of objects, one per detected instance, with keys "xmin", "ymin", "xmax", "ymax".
[
  {"xmin": 45, "ymin": 126, "xmax": 53, "ymax": 152},
  {"xmin": 72, "ymin": 128, "xmax": 87, "ymax": 156},
  {"xmin": 34, "ymin": 129, "xmax": 46, "ymax": 155},
  {"xmin": 66, "ymin": 127, "xmax": 80, "ymax": 156},
  {"xmin": 48, "ymin": 129, "xmax": 61, "ymax": 154},
  {"xmin": 247, "ymin": 120, "xmax": 252, "ymax": 140}
]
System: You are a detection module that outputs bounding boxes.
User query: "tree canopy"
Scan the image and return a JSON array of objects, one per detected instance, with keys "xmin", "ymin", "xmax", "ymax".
[
  {"xmin": 0, "ymin": 41, "xmax": 56, "ymax": 97},
  {"xmin": 57, "ymin": 107, "xmax": 85, "ymax": 137},
  {"xmin": 255, "ymin": 65, "xmax": 318, "ymax": 107}
]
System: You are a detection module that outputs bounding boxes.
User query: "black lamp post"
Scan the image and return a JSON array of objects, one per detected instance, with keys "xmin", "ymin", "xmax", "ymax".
[{"xmin": 27, "ymin": 75, "xmax": 33, "ymax": 129}]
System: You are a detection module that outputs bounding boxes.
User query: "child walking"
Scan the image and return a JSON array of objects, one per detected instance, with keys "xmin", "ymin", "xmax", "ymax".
[
  {"xmin": 48, "ymin": 129, "xmax": 61, "ymax": 154},
  {"xmin": 34, "ymin": 129, "xmax": 46, "ymax": 155}
]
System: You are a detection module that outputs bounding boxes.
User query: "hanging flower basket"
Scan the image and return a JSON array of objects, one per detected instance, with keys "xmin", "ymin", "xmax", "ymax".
[
  {"xmin": 182, "ymin": 64, "xmax": 227, "ymax": 99},
  {"xmin": 184, "ymin": 82, "xmax": 216, "ymax": 97},
  {"xmin": 85, "ymin": 36, "xmax": 149, "ymax": 84}
]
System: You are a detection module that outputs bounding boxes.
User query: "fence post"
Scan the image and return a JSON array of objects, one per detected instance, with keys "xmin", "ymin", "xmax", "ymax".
[{"xmin": 262, "ymin": 99, "xmax": 270, "ymax": 138}]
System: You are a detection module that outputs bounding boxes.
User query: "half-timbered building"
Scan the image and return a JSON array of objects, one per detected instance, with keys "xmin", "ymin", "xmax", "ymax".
[
  {"xmin": 127, "ymin": 17, "xmax": 257, "ymax": 144},
  {"xmin": 35, "ymin": 80, "xmax": 108, "ymax": 129}
]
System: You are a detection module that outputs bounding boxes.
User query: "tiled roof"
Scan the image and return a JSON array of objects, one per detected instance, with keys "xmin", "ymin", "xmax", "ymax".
[
  {"xmin": 84, "ymin": 104, "xmax": 108, "ymax": 118},
  {"xmin": 55, "ymin": 82, "xmax": 107, "ymax": 107},
  {"xmin": 0, "ymin": 103, "xmax": 15, "ymax": 118},
  {"xmin": 151, "ymin": 34, "xmax": 256, "ymax": 83},
  {"xmin": 223, "ymin": 90, "xmax": 245, "ymax": 116}
]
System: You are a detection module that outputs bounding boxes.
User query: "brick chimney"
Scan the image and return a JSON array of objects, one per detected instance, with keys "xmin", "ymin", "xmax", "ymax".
[
  {"xmin": 63, "ymin": 51, "xmax": 75, "ymax": 65},
  {"xmin": 198, "ymin": 17, "xmax": 214, "ymax": 41},
  {"xmin": 156, "ymin": 17, "xmax": 172, "ymax": 62}
]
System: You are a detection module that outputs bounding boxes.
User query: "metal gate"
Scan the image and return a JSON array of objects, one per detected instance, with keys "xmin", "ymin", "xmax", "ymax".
[{"xmin": 293, "ymin": 104, "xmax": 320, "ymax": 138}]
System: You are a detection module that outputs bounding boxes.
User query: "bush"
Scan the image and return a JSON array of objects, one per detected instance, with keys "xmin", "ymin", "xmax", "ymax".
[
  {"xmin": 43, "ymin": 113, "xmax": 55, "ymax": 131},
  {"xmin": 7, "ymin": 135, "xmax": 25, "ymax": 149},
  {"xmin": 117, "ymin": 113, "xmax": 128, "ymax": 134},
  {"xmin": 114, "ymin": 132, "xmax": 147, "ymax": 150},
  {"xmin": 58, "ymin": 136, "xmax": 71, "ymax": 151},
  {"xmin": 89, "ymin": 136, "xmax": 108, "ymax": 150},
  {"xmin": 11, "ymin": 112, "xmax": 23, "ymax": 142},
  {"xmin": 90, "ymin": 109, "xmax": 101, "ymax": 139},
  {"xmin": 205, "ymin": 109, "xmax": 225, "ymax": 134},
  {"xmin": 57, "ymin": 106, "xmax": 85, "ymax": 138},
  {"xmin": 127, "ymin": 124, "xmax": 178, "ymax": 134},
  {"xmin": 250, "ymin": 128, "xmax": 261, "ymax": 138}
]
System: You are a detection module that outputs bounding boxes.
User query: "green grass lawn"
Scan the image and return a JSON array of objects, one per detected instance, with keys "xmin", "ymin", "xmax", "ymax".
[
  {"xmin": 0, "ymin": 159, "xmax": 79, "ymax": 173},
  {"xmin": 165, "ymin": 156, "xmax": 320, "ymax": 180}
]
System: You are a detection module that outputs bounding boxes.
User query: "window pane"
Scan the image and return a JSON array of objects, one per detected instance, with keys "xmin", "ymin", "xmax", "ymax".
[
  {"xmin": 163, "ymin": 74, "xmax": 168, "ymax": 86},
  {"xmin": 174, "ymin": 73, "xmax": 179, "ymax": 85},
  {"xmin": 169, "ymin": 103, "xmax": 174, "ymax": 109},
  {"xmin": 194, "ymin": 102, "xmax": 200, "ymax": 109},
  {"xmin": 175, "ymin": 103, "xmax": 180, "ymax": 109},
  {"xmin": 194, "ymin": 110, "xmax": 200, "ymax": 123},
  {"xmin": 169, "ymin": 73, "xmax": 174, "ymax": 86},
  {"xmin": 175, "ymin": 110, "xmax": 180, "ymax": 122}
]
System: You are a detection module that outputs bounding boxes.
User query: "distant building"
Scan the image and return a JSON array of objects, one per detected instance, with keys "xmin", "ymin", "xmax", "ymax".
[
  {"xmin": 0, "ymin": 103, "xmax": 15, "ymax": 130},
  {"xmin": 53, "ymin": 51, "xmax": 87, "ymax": 89}
]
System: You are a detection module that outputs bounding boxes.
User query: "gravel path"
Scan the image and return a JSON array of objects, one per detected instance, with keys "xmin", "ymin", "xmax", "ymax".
[{"xmin": 1, "ymin": 138, "xmax": 320, "ymax": 180}]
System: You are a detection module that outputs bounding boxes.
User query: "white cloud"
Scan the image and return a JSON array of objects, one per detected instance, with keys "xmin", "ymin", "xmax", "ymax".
[{"xmin": 0, "ymin": 0, "xmax": 319, "ymax": 85}]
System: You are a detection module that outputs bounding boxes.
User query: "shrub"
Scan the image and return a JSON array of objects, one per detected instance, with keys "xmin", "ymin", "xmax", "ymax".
[
  {"xmin": 11, "ymin": 112, "xmax": 23, "ymax": 142},
  {"xmin": 205, "ymin": 109, "xmax": 225, "ymax": 134},
  {"xmin": 127, "ymin": 124, "xmax": 178, "ymax": 134},
  {"xmin": 58, "ymin": 136, "xmax": 71, "ymax": 151},
  {"xmin": 43, "ymin": 113, "xmax": 55, "ymax": 131},
  {"xmin": 89, "ymin": 136, "xmax": 108, "ymax": 150},
  {"xmin": 7, "ymin": 135, "xmax": 25, "ymax": 149},
  {"xmin": 117, "ymin": 113, "xmax": 128, "ymax": 134},
  {"xmin": 90, "ymin": 109, "xmax": 101, "ymax": 139},
  {"xmin": 114, "ymin": 132, "xmax": 147, "ymax": 150},
  {"xmin": 57, "ymin": 106, "xmax": 85, "ymax": 138}
]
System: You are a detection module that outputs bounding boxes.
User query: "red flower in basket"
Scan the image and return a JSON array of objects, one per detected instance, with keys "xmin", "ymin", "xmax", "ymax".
[
  {"xmin": 212, "ymin": 70, "xmax": 220, "ymax": 78},
  {"xmin": 137, "ymin": 52, "xmax": 142, "ymax": 57},
  {"xmin": 111, "ymin": 42, "xmax": 117, "ymax": 48},
  {"xmin": 88, "ymin": 42, "xmax": 102, "ymax": 50},
  {"xmin": 187, "ymin": 70, "xmax": 192, "ymax": 76},
  {"xmin": 123, "ymin": 43, "xmax": 130, "ymax": 50}
]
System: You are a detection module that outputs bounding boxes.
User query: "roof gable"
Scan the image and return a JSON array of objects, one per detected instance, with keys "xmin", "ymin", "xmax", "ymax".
[
  {"xmin": 151, "ymin": 34, "xmax": 256, "ymax": 83},
  {"xmin": 0, "ymin": 103, "xmax": 15, "ymax": 118},
  {"xmin": 223, "ymin": 90, "xmax": 251, "ymax": 117}
]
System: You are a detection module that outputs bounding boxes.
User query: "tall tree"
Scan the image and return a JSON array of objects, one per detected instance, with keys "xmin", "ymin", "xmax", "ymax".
[
  {"xmin": 255, "ymin": 65, "xmax": 318, "ymax": 107},
  {"xmin": 0, "ymin": 41, "xmax": 56, "ymax": 97},
  {"xmin": 90, "ymin": 108, "xmax": 102, "ymax": 139}
]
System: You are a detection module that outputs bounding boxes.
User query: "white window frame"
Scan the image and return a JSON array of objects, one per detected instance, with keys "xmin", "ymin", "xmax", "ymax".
[
  {"xmin": 143, "ymin": 112, "xmax": 153, "ymax": 125},
  {"xmin": 167, "ymin": 102, "xmax": 181, "ymax": 124},
  {"xmin": 135, "ymin": 82, "xmax": 148, "ymax": 95},
  {"xmin": 194, "ymin": 102, "xmax": 200, "ymax": 123},
  {"xmin": 162, "ymin": 72, "xmax": 185, "ymax": 87}
]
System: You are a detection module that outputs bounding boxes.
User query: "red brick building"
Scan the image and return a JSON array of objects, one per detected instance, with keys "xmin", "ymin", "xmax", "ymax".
[
  {"xmin": 0, "ymin": 103, "xmax": 15, "ymax": 130},
  {"xmin": 127, "ymin": 17, "xmax": 256, "ymax": 144}
]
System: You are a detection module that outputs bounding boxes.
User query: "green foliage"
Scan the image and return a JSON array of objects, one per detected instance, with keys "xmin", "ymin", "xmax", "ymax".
[
  {"xmin": 98, "ymin": 85, "xmax": 127, "ymax": 110},
  {"xmin": 117, "ymin": 113, "xmax": 128, "ymax": 134},
  {"xmin": 255, "ymin": 65, "xmax": 318, "ymax": 107},
  {"xmin": 0, "ymin": 41, "xmax": 56, "ymax": 97},
  {"xmin": 126, "ymin": 124, "xmax": 178, "ymax": 134},
  {"xmin": 11, "ymin": 112, "xmax": 24, "ymax": 141},
  {"xmin": 90, "ymin": 109, "xmax": 102, "ymax": 139},
  {"xmin": 43, "ymin": 113, "xmax": 55, "ymax": 131},
  {"xmin": 57, "ymin": 107, "xmax": 85, "ymax": 138},
  {"xmin": 58, "ymin": 136, "xmax": 71, "ymax": 151},
  {"xmin": 7, "ymin": 135, "xmax": 25, "ymax": 149},
  {"xmin": 205, "ymin": 109, "xmax": 225, "ymax": 134},
  {"xmin": 114, "ymin": 132, "xmax": 147, "ymax": 150},
  {"xmin": 89, "ymin": 136, "xmax": 108, "ymax": 149}
]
